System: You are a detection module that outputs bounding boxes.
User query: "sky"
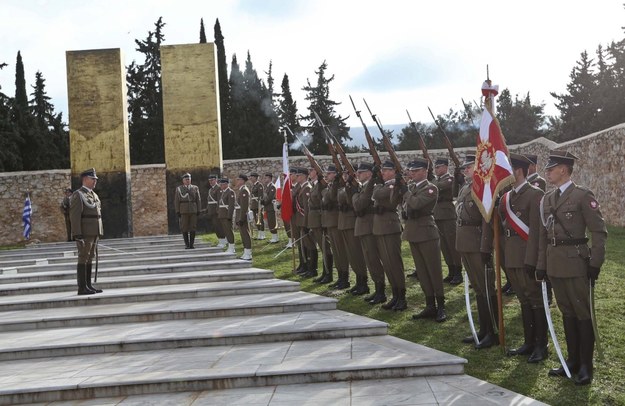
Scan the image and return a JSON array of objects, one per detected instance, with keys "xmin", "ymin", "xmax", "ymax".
[{"xmin": 1, "ymin": 0, "xmax": 625, "ymax": 139}]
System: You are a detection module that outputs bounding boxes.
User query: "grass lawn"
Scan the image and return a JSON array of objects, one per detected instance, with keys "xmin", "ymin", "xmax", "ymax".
[{"xmin": 205, "ymin": 224, "xmax": 625, "ymax": 406}]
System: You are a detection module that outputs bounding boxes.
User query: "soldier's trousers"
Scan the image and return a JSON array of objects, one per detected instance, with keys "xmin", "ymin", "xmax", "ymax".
[
  {"xmin": 284, "ymin": 220, "xmax": 291, "ymax": 238},
  {"xmin": 507, "ymin": 267, "xmax": 542, "ymax": 308},
  {"xmin": 550, "ymin": 276, "xmax": 591, "ymax": 320},
  {"xmin": 376, "ymin": 232, "xmax": 405, "ymax": 291},
  {"xmin": 409, "ymin": 238, "xmax": 444, "ymax": 297},
  {"xmin": 76, "ymin": 235, "xmax": 98, "ymax": 264},
  {"xmin": 211, "ymin": 216, "xmax": 225, "ymax": 239},
  {"xmin": 358, "ymin": 234, "xmax": 385, "ymax": 284},
  {"xmin": 179, "ymin": 213, "xmax": 197, "ymax": 233},
  {"xmin": 266, "ymin": 210, "xmax": 278, "ymax": 234},
  {"xmin": 64, "ymin": 215, "xmax": 72, "ymax": 242},
  {"xmin": 436, "ymin": 218, "xmax": 462, "ymax": 268},
  {"xmin": 239, "ymin": 222, "xmax": 252, "ymax": 249},
  {"xmin": 460, "ymin": 251, "xmax": 495, "ymax": 297},
  {"xmin": 311, "ymin": 227, "xmax": 331, "ymax": 266},
  {"xmin": 341, "ymin": 228, "xmax": 367, "ymax": 279},
  {"xmin": 327, "ymin": 227, "xmax": 348, "ymax": 274},
  {"xmin": 219, "ymin": 218, "xmax": 235, "ymax": 244}
]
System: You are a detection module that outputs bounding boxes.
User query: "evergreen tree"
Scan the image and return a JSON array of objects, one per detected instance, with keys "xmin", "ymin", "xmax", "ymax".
[
  {"xmin": 301, "ymin": 61, "xmax": 350, "ymax": 155},
  {"xmin": 0, "ymin": 62, "xmax": 23, "ymax": 171},
  {"xmin": 214, "ymin": 19, "xmax": 231, "ymax": 158},
  {"xmin": 227, "ymin": 54, "xmax": 244, "ymax": 158},
  {"xmin": 595, "ymin": 43, "xmax": 625, "ymax": 129},
  {"xmin": 127, "ymin": 17, "xmax": 165, "ymax": 164},
  {"xmin": 497, "ymin": 89, "xmax": 546, "ymax": 144},
  {"xmin": 199, "ymin": 18, "xmax": 207, "ymax": 43},
  {"xmin": 13, "ymin": 51, "xmax": 41, "ymax": 170},
  {"xmin": 277, "ymin": 73, "xmax": 301, "ymax": 151}
]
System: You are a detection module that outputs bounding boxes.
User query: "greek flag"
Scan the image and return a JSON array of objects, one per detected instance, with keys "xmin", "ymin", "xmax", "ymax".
[{"xmin": 22, "ymin": 195, "xmax": 32, "ymax": 240}]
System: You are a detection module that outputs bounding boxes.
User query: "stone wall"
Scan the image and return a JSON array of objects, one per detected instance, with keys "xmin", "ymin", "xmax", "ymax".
[{"xmin": 1, "ymin": 123, "xmax": 624, "ymax": 245}]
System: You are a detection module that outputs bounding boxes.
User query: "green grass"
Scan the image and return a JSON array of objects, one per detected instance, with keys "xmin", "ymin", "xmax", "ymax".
[{"xmin": 204, "ymin": 225, "xmax": 625, "ymax": 406}]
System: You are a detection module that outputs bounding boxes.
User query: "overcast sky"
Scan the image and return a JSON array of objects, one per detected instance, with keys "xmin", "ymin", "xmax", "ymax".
[{"xmin": 1, "ymin": 0, "xmax": 624, "ymax": 131}]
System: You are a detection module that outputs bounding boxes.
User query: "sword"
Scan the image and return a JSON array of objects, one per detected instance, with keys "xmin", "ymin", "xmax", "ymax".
[
  {"xmin": 484, "ymin": 262, "xmax": 499, "ymax": 335},
  {"xmin": 464, "ymin": 270, "xmax": 479, "ymax": 345},
  {"xmin": 94, "ymin": 238, "xmax": 99, "ymax": 283},
  {"xmin": 543, "ymin": 280, "xmax": 571, "ymax": 378},
  {"xmin": 273, "ymin": 230, "xmax": 311, "ymax": 259},
  {"xmin": 589, "ymin": 279, "xmax": 603, "ymax": 360}
]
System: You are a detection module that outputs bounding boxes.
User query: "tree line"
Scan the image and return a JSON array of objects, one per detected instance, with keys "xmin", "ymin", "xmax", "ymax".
[{"xmin": 2, "ymin": 15, "xmax": 625, "ymax": 170}]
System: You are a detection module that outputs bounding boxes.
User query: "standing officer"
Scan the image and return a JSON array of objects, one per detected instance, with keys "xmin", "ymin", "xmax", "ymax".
[
  {"xmin": 262, "ymin": 173, "xmax": 280, "ymax": 244},
  {"xmin": 305, "ymin": 167, "xmax": 326, "ymax": 279},
  {"xmin": 402, "ymin": 158, "xmax": 446, "ymax": 322},
  {"xmin": 174, "ymin": 173, "xmax": 201, "ymax": 249},
  {"xmin": 485, "ymin": 154, "xmax": 547, "ymax": 362},
  {"xmin": 207, "ymin": 175, "xmax": 226, "ymax": 248},
  {"xmin": 218, "ymin": 178, "xmax": 236, "ymax": 254},
  {"xmin": 294, "ymin": 168, "xmax": 316, "ymax": 276},
  {"xmin": 537, "ymin": 150, "xmax": 607, "ymax": 385},
  {"xmin": 250, "ymin": 172, "xmax": 265, "ymax": 240},
  {"xmin": 352, "ymin": 162, "xmax": 386, "ymax": 304},
  {"xmin": 235, "ymin": 174, "xmax": 253, "ymax": 260},
  {"xmin": 456, "ymin": 154, "xmax": 497, "ymax": 349},
  {"xmin": 340, "ymin": 171, "xmax": 369, "ymax": 294},
  {"xmin": 433, "ymin": 157, "xmax": 463, "ymax": 285},
  {"xmin": 373, "ymin": 160, "xmax": 407, "ymax": 311},
  {"xmin": 69, "ymin": 168, "xmax": 103, "ymax": 295},
  {"xmin": 526, "ymin": 154, "xmax": 547, "ymax": 191},
  {"xmin": 61, "ymin": 187, "xmax": 73, "ymax": 242},
  {"xmin": 319, "ymin": 165, "xmax": 340, "ymax": 284}
]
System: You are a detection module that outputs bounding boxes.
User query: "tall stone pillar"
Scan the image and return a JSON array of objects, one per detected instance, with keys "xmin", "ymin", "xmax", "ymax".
[
  {"xmin": 66, "ymin": 48, "xmax": 133, "ymax": 238},
  {"xmin": 161, "ymin": 43, "xmax": 222, "ymax": 233}
]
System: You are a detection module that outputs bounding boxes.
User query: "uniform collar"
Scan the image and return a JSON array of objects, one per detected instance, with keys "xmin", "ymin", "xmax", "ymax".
[
  {"xmin": 559, "ymin": 180, "xmax": 573, "ymax": 194},
  {"xmin": 514, "ymin": 180, "xmax": 528, "ymax": 193}
]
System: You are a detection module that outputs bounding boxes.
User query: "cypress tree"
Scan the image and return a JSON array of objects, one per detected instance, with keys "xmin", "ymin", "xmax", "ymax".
[
  {"xmin": 214, "ymin": 19, "xmax": 231, "ymax": 157},
  {"xmin": 199, "ymin": 18, "xmax": 207, "ymax": 43},
  {"xmin": 278, "ymin": 73, "xmax": 301, "ymax": 152},
  {"xmin": 0, "ymin": 62, "xmax": 23, "ymax": 171}
]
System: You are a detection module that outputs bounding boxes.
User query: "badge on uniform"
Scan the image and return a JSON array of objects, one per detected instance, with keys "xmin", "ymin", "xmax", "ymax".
[
  {"xmin": 428, "ymin": 188, "xmax": 434, "ymax": 194},
  {"xmin": 589, "ymin": 200, "xmax": 599, "ymax": 209},
  {"xmin": 565, "ymin": 212, "xmax": 573, "ymax": 219},
  {"xmin": 448, "ymin": 178, "xmax": 453, "ymax": 182},
  {"xmin": 468, "ymin": 201, "xmax": 474, "ymax": 207},
  {"xmin": 516, "ymin": 211, "xmax": 522, "ymax": 217}
]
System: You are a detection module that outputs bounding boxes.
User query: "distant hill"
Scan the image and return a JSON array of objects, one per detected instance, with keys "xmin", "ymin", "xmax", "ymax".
[{"xmin": 346, "ymin": 124, "xmax": 407, "ymax": 147}]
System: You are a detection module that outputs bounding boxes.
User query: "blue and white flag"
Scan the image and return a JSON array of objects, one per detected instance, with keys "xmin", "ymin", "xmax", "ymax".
[{"xmin": 22, "ymin": 195, "xmax": 32, "ymax": 240}]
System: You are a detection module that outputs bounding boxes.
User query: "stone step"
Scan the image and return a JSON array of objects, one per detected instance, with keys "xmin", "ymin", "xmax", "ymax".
[
  {"xmin": 0, "ymin": 267, "xmax": 273, "ymax": 296},
  {"xmin": 0, "ymin": 291, "xmax": 337, "ymax": 332},
  {"xmin": 0, "ymin": 335, "xmax": 466, "ymax": 405},
  {"xmin": 0, "ymin": 258, "xmax": 248, "ymax": 283},
  {"xmin": 18, "ymin": 234, "xmax": 189, "ymax": 249},
  {"xmin": 0, "ymin": 279, "xmax": 301, "ymax": 311},
  {"xmin": 0, "ymin": 310, "xmax": 386, "ymax": 361},
  {"xmin": 0, "ymin": 251, "xmax": 234, "ymax": 274},
  {"xmin": 0, "ymin": 246, "xmax": 221, "ymax": 268}
]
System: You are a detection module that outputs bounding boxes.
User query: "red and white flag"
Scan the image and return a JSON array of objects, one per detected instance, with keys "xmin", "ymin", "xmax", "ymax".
[
  {"xmin": 471, "ymin": 80, "xmax": 515, "ymax": 222},
  {"xmin": 280, "ymin": 141, "xmax": 293, "ymax": 222}
]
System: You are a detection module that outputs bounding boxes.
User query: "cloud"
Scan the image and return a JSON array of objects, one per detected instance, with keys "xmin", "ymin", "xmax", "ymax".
[{"xmin": 235, "ymin": 0, "xmax": 306, "ymax": 19}]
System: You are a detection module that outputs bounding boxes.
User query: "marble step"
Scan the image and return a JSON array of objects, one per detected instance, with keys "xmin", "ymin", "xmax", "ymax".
[
  {"xmin": 0, "ymin": 251, "xmax": 234, "ymax": 274},
  {"xmin": 0, "ymin": 258, "xmax": 247, "ymax": 283},
  {"xmin": 0, "ymin": 291, "xmax": 337, "ymax": 332},
  {"xmin": 0, "ymin": 267, "xmax": 273, "ymax": 296},
  {"xmin": 0, "ymin": 279, "xmax": 301, "ymax": 311},
  {"xmin": 0, "ymin": 310, "xmax": 386, "ymax": 361},
  {"xmin": 0, "ymin": 335, "xmax": 466, "ymax": 405},
  {"xmin": 17, "ymin": 234, "xmax": 189, "ymax": 249}
]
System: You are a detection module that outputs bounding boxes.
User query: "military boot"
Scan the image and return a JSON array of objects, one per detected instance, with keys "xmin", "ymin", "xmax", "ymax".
[
  {"xmin": 549, "ymin": 316, "xmax": 580, "ymax": 377},
  {"xmin": 475, "ymin": 295, "xmax": 499, "ymax": 349},
  {"xmin": 574, "ymin": 319, "xmax": 594, "ymax": 385},
  {"xmin": 528, "ymin": 307, "xmax": 548, "ymax": 363},
  {"xmin": 189, "ymin": 231, "xmax": 196, "ymax": 249},
  {"xmin": 435, "ymin": 296, "xmax": 447, "ymax": 322},
  {"xmin": 449, "ymin": 266, "xmax": 463, "ymax": 285},
  {"xmin": 315, "ymin": 252, "xmax": 333, "ymax": 282},
  {"xmin": 295, "ymin": 246, "xmax": 307, "ymax": 274},
  {"xmin": 443, "ymin": 267, "xmax": 453, "ymax": 283},
  {"xmin": 368, "ymin": 282, "xmax": 387, "ymax": 305},
  {"xmin": 183, "ymin": 232, "xmax": 190, "ymax": 249},
  {"xmin": 334, "ymin": 271, "xmax": 350, "ymax": 289},
  {"xmin": 412, "ymin": 296, "xmax": 437, "ymax": 320},
  {"xmin": 462, "ymin": 294, "xmax": 486, "ymax": 343},
  {"xmin": 507, "ymin": 304, "xmax": 534, "ymax": 356},
  {"xmin": 381, "ymin": 287, "xmax": 398, "ymax": 310},
  {"xmin": 85, "ymin": 263, "xmax": 103, "ymax": 293},
  {"xmin": 76, "ymin": 264, "xmax": 94, "ymax": 296},
  {"xmin": 392, "ymin": 288, "xmax": 407, "ymax": 311},
  {"xmin": 363, "ymin": 281, "xmax": 380, "ymax": 302},
  {"xmin": 352, "ymin": 274, "xmax": 370, "ymax": 296},
  {"xmin": 302, "ymin": 249, "xmax": 318, "ymax": 278}
]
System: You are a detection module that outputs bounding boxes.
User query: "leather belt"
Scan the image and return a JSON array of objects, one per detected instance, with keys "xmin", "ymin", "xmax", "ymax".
[
  {"xmin": 550, "ymin": 237, "xmax": 588, "ymax": 247},
  {"xmin": 82, "ymin": 214, "xmax": 101, "ymax": 219},
  {"xmin": 457, "ymin": 219, "xmax": 480, "ymax": 227},
  {"xmin": 504, "ymin": 228, "xmax": 518, "ymax": 238}
]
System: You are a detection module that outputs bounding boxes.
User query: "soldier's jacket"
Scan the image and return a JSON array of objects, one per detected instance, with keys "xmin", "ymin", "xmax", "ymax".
[
  {"xmin": 70, "ymin": 186, "xmax": 103, "ymax": 237},
  {"xmin": 294, "ymin": 181, "xmax": 311, "ymax": 227},
  {"xmin": 175, "ymin": 184, "xmax": 201, "ymax": 215},
  {"xmin": 250, "ymin": 181, "xmax": 264, "ymax": 211},
  {"xmin": 433, "ymin": 172, "xmax": 456, "ymax": 221},
  {"xmin": 402, "ymin": 180, "xmax": 439, "ymax": 243},
  {"xmin": 307, "ymin": 180, "xmax": 324, "ymax": 229},
  {"xmin": 291, "ymin": 181, "xmax": 300, "ymax": 213},
  {"xmin": 206, "ymin": 184, "xmax": 222, "ymax": 217},
  {"xmin": 372, "ymin": 179, "xmax": 402, "ymax": 236},
  {"xmin": 321, "ymin": 180, "xmax": 340, "ymax": 228},
  {"xmin": 236, "ymin": 185, "xmax": 251, "ymax": 224},
  {"xmin": 338, "ymin": 185, "xmax": 356, "ymax": 231},
  {"xmin": 218, "ymin": 187, "xmax": 236, "ymax": 220},
  {"xmin": 352, "ymin": 179, "xmax": 375, "ymax": 237},
  {"xmin": 482, "ymin": 182, "xmax": 543, "ymax": 268},
  {"xmin": 527, "ymin": 172, "xmax": 547, "ymax": 192},
  {"xmin": 537, "ymin": 183, "xmax": 607, "ymax": 278},
  {"xmin": 262, "ymin": 182, "xmax": 276, "ymax": 212},
  {"xmin": 455, "ymin": 180, "xmax": 488, "ymax": 253}
]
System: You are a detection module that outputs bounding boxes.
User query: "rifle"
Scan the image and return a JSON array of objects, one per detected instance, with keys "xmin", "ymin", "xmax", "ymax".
[
  {"xmin": 406, "ymin": 109, "xmax": 433, "ymax": 168},
  {"xmin": 350, "ymin": 95, "xmax": 381, "ymax": 167},
  {"xmin": 427, "ymin": 106, "xmax": 461, "ymax": 168},
  {"xmin": 363, "ymin": 99, "xmax": 403, "ymax": 173},
  {"xmin": 312, "ymin": 111, "xmax": 355, "ymax": 178},
  {"xmin": 293, "ymin": 133, "xmax": 327, "ymax": 186}
]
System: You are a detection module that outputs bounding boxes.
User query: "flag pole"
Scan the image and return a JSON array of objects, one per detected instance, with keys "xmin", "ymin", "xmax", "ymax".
[{"xmin": 284, "ymin": 129, "xmax": 296, "ymax": 274}]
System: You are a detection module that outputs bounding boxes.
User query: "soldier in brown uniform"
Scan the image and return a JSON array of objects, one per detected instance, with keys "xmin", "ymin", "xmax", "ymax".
[
  {"xmin": 69, "ymin": 168, "xmax": 103, "ymax": 295},
  {"xmin": 352, "ymin": 162, "xmax": 386, "ymax": 304},
  {"xmin": 304, "ymin": 167, "xmax": 327, "ymax": 279},
  {"xmin": 61, "ymin": 188, "xmax": 72, "ymax": 242},
  {"xmin": 526, "ymin": 154, "xmax": 547, "ymax": 192},
  {"xmin": 455, "ymin": 154, "xmax": 497, "ymax": 349},
  {"xmin": 374, "ymin": 160, "xmax": 407, "ymax": 311},
  {"xmin": 484, "ymin": 154, "xmax": 548, "ymax": 362},
  {"xmin": 537, "ymin": 150, "xmax": 607, "ymax": 385},
  {"xmin": 318, "ymin": 165, "xmax": 340, "ymax": 284},
  {"xmin": 207, "ymin": 175, "xmax": 226, "ymax": 248},
  {"xmin": 262, "ymin": 173, "xmax": 280, "ymax": 244},
  {"xmin": 249, "ymin": 173, "xmax": 265, "ymax": 240},
  {"xmin": 218, "ymin": 178, "xmax": 236, "ymax": 254},
  {"xmin": 294, "ymin": 168, "xmax": 316, "ymax": 276},
  {"xmin": 174, "ymin": 173, "xmax": 201, "ymax": 249},
  {"xmin": 235, "ymin": 174, "xmax": 253, "ymax": 260},
  {"xmin": 433, "ymin": 158, "xmax": 463, "ymax": 285},
  {"xmin": 402, "ymin": 158, "xmax": 446, "ymax": 322}
]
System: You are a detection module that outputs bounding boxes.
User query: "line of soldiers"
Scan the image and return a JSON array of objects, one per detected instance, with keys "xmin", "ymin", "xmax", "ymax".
[{"xmin": 283, "ymin": 149, "xmax": 606, "ymax": 386}]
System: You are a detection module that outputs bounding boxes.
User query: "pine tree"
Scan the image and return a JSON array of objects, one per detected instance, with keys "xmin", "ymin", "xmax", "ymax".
[
  {"xmin": 214, "ymin": 19, "xmax": 231, "ymax": 158},
  {"xmin": 497, "ymin": 89, "xmax": 546, "ymax": 144},
  {"xmin": 301, "ymin": 61, "xmax": 350, "ymax": 155},
  {"xmin": 199, "ymin": 18, "xmax": 207, "ymax": 43},
  {"xmin": 127, "ymin": 17, "xmax": 165, "ymax": 164}
]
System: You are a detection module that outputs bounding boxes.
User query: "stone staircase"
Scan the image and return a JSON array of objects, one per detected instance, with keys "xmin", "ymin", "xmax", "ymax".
[{"xmin": 0, "ymin": 235, "xmax": 545, "ymax": 405}]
